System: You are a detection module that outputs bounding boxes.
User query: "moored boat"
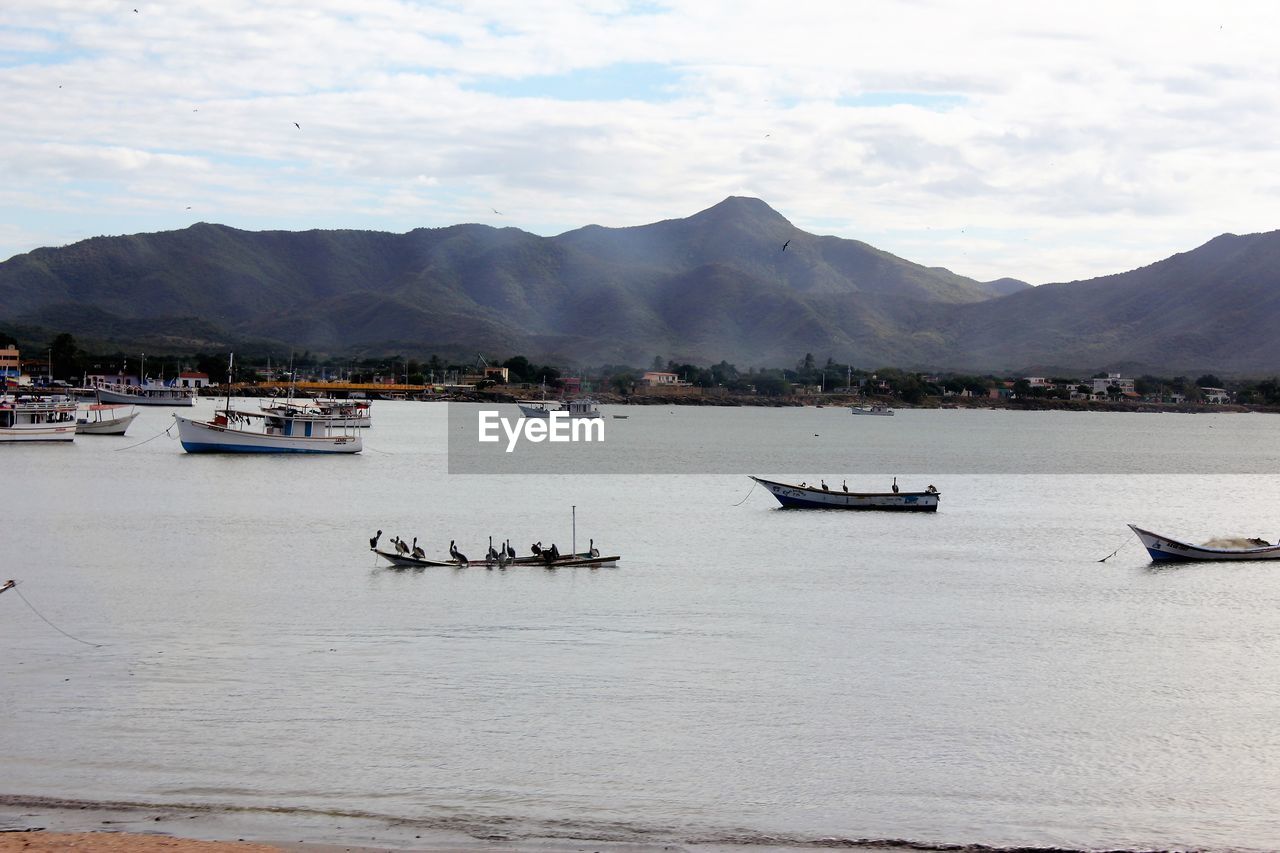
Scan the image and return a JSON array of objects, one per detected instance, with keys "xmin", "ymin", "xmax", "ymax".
[
  {"xmin": 372, "ymin": 547, "xmax": 617, "ymax": 568},
  {"xmin": 850, "ymin": 404, "xmax": 894, "ymax": 416},
  {"xmin": 96, "ymin": 381, "xmax": 196, "ymax": 406},
  {"xmin": 1127, "ymin": 524, "xmax": 1280, "ymax": 562},
  {"xmin": 750, "ymin": 476, "xmax": 940, "ymax": 511},
  {"xmin": 174, "ymin": 409, "xmax": 362, "ymax": 453},
  {"xmin": 517, "ymin": 398, "xmax": 602, "ymax": 419},
  {"xmin": 0, "ymin": 396, "xmax": 78, "ymax": 442},
  {"xmin": 75, "ymin": 403, "xmax": 139, "ymax": 435},
  {"xmin": 261, "ymin": 398, "xmax": 372, "ymax": 428}
]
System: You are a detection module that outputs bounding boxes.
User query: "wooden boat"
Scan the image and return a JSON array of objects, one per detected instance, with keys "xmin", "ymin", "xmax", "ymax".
[
  {"xmin": 261, "ymin": 398, "xmax": 372, "ymax": 428},
  {"xmin": 372, "ymin": 547, "xmax": 618, "ymax": 568},
  {"xmin": 76, "ymin": 403, "xmax": 139, "ymax": 435},
  {"xmin": 175, "ymin": 409, "xmax": 362, "ymax": 453},
  {"xmin": 750, "ymin": 476, "xmax": 940, "ymax": 511},
  {"xmin": 1127, "ymin": 524, "xmax": 1280, "ymax": 562},
  {"xmin": 0, "ymin": 396, "xmax": 78, "ymax": 442},
  {"xmin": 850, "ymin": 404, "xmax": 894, "ymax": 416}
]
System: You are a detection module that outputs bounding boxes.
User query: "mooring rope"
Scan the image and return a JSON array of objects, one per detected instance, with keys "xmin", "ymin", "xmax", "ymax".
[
  {"xmin": 6, "ymin": 582, "xmax": 104, "ymax": 647},
  {"xmin": 114, "ymin": 422, "xmax": 174, "ymax": 451},
  {"xmin": 732, "ymin": 479, "xmax": 758, "ymax": 506},
  {"xmin": 1097, "ymin": 534, "xmax": 1134, "ymax": 563}
]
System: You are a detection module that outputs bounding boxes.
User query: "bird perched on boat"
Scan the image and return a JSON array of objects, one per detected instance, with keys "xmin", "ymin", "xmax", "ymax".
[
  {"xmin": 411, "ymin": 537, "xmax": 425, "ymax": 560},
  {"xmin": 505, "ymin": 540, "xmax": 516, "ymax": 559},
  {"xmin": 842, "ymin": 480, "xmax": 848, "ymax": 493},
  {"xmin": 589, "ymin": 539, "xmax": 599, "ymax": 558},
  {"xmin": 549, "ymin": 543, "xmax": 560, "ymax": 560},
  {"xmin": 497, "ymin": 547, "xmax": 510, "ymax": 568},
  {"xmin": 891, "ymin": 477, "xmax": 899, "ymax": 494},
  {"xmin": 394, "ymin": 537, "xmax": 410, "ymax": 556},
  {"xmin": 821, "ymin": 480, "xmax": 829, "ymax": 491},
  {"xmin": 369, "ymin": 530, "xmax": 382, "ymax": 550},
  {"xmin": 487, "ymin": 537, "xmax": 500, "ymax": 562},
  {"xmin": 531, "ymin": 542, "xmax": 542, "ymax": 556},
  {"xmin": 449, "ymin": 540, "xmax": 469, "ymax": 566}
]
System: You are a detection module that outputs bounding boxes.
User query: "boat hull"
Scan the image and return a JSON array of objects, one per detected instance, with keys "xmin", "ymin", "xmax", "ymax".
[
  {"xmin": 0, "ymin": 424, "xmax": 76, "ymax": 442},
  {"xmin": 373, "ymin": 548, "xmax": 614, "ymax": 568},
  {"xmin": 751, "ymin": 476, "xmax": 939, "ymax": 511},
  {"xmin": 76, "ymin": 410, "xmax": 139, "ymax": 435},
  {"xmin": 1127, "ymin": 524, "xmax": 1280, "ymax": 562},
  {"xmin": 175, "ymin": 414, "xmax": 362, "ymax": 454},
  {"xmin": 850, "ymin": 406, "xmax": 894, "ymax": 416}
]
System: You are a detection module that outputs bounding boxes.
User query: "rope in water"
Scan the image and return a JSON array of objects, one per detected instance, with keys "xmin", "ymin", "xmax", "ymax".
[
  {"xmin": 732, "ymin": 479, "xmax": 758, "ymax": 506},
  {"xmin": 114, "ymin": 422, "xmax": 174, "ymax": 451},
  {"xmin": 5, "ymin": 582, "xmax": 104, "ymax": 647},
  {"xmin": 1097, "ymin": 534, "xmax": 1134, "ymax": 563}
]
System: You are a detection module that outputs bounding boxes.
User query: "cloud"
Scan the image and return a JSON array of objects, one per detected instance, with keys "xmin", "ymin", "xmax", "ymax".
[{"xmin": 1, "ymin": 0, "xmax": 1278, "ymax": 285}]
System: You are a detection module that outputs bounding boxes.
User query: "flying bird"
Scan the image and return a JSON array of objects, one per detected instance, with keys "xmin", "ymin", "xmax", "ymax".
[
  {"xmin": 781, "ymin": 239, "xmax": 790, "ymax": 252},
  {"xmin": 491, "ymin": 207, "xmax": 503, "ymax": 215},
  {"xmin": 293, "ymin": 122, "xmax": 300, "ymax": 129}
]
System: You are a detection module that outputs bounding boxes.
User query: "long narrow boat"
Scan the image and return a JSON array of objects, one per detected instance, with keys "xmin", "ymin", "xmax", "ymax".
[
  {"xmin": 750, "ymin": 476, "xmax": 940, "ymax": 511},
  {"xmin": 372, "ymin": 548, "xmax": 618, "ymax": 568},
  {"xmin": 96, "ymin": 381, "xmax": 196, "ymax": 406},
  {"xmin": 1127, "ymin": 524, "xmax": 1280, "ymax": 562}
]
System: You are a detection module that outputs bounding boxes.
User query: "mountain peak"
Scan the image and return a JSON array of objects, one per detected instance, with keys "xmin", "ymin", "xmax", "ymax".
[{"xmin": 692, "ymin": 196, "xmax": 793, "ymax": 228}]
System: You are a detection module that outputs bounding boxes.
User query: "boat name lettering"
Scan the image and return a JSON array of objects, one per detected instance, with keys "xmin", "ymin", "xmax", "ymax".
[{"xmin": 478, "ymin": 410, "xmax": 605, "ymax": 452}]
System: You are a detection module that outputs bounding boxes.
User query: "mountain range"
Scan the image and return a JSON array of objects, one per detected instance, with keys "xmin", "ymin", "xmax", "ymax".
[{"xmin": 1, "ymin": 196, "xmax": 1276, "ymax": 374}]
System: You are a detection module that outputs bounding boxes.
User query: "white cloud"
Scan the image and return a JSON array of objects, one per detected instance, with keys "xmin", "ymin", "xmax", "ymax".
[{"xmin": 1, "ymin": 0, "xmax": 1278, "ymax": 284}]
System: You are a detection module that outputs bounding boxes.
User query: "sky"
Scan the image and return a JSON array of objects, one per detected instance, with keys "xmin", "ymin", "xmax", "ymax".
[{"xmin": 3, "ymin": 0, "xmax": 1279, "ymax": 284}]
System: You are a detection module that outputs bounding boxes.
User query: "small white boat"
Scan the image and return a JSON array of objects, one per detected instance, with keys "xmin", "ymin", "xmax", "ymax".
[
  {"xmin": 1128, "ymin": 524, "xmax": 1280, "ymax": 562},
  {"xmin": 750, "ymin": 476, "xmax": 940, "ymax": 512},
  {"xmin": 174, "ymin": 408, "xmax": 362, "ymax": 454},
  {"xmin": 850, "ymin": 404, "xmax": 894, "ymax": 416},
  {"xmin": 97, "ymin": 380, "xmax": 196, "ymax": 406},
  {"xmin": 517, "ymin": 398, "xmax": 603, "ymax": 419},
  {"xmin": 0, "ymin": 396, "xmax": 78, "ymax": 442},
  {"xmin": 260, "ymin": 398, "xmax": 372, "ymax": 429},
  {"xmin": 76, "ymin": 403, "xmax": 139, "ymax": 435}
]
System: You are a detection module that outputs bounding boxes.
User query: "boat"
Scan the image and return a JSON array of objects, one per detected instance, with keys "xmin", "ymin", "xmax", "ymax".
[
  {"xmin": 260, "ymin": 398, "xmax": 372, "ymax": 429},
  {"xmin": 96, "ymin": 380, "xmax": 196, "ymax": 407},
  {"xmin": 0, "ymin": 396, "xmax": 78, "ymax": 442},
  {"xmin": 1127, "ymin": 524, "xmax": 1280, "ymax": 562},
  {"xmin": 173, "ymin": 353, "xmax": 361, "ymax": 454},
  {"xmin": 850, "ymin": 404, "xmax": 894, "ymax": 416},
  {"xmin": 750, "ymin": 476, "xmax": 940, "ymax": 511},
  {"xmin": 517, "ymin": 398, "xmax": 603, "ymax": 419},
  {"xmin": 612, "ymin": 414, "xmax": 629, "ymax": 419},
  {"xmin": 75, "ymin": 403, "xmax": 139, "ymax": 435},
  {"xmin": 174, "ymin": 408, "xmax": 362, "ymax": 453},
  {"xmin": 372, "ymin": 547, "xmax": 618, "ymax": 568}
]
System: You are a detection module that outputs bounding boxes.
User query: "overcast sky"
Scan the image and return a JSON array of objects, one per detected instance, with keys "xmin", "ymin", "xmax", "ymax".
[{"xmin": 3, "ymin": 1, "xmax": 1277, "ymax": 283}]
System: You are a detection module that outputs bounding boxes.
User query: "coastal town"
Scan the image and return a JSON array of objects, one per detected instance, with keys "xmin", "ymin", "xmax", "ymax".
[{"xmin": 2, "ymin": 339, "xmax": 1274, "ymax": 410}]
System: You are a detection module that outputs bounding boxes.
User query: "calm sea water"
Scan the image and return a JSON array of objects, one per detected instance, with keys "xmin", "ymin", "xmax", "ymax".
[{"xmin": 4, "ymin": 401, "xmax": 1280, "ymax": 851}]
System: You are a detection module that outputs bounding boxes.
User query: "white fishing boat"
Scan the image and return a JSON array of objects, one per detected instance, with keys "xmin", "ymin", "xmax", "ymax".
[
  {"xmin": 261, "ymin": 398, "xmax": 372, "ymax": 428},
  {"xmin": 75, "ymin": 403, "xmax": 139, "ymax": 435},
  {"xmin": 173, "ymin": 353, "xmax": 360, "ymax": 454},
  {"xmin": 517, "ymin": 398, "xmax": 602, "ymax": 419},
  {"xmin": 96, "ymin": 380, "xmax": 196, "ymax": 406},
  {"xmin": 750, "ymin": 476, "xmax": 940, "ymax": 512},
  {"xmin": 0, "ymin": 396, "xmax": 78, "ymax": 442},
  {"xmin": 850, "ymin": 404, "xmax": 894, "ymax": 416},
  {"xmin": 1127, "ymin": 524, "xmax": 1280, "ymax": 562}
]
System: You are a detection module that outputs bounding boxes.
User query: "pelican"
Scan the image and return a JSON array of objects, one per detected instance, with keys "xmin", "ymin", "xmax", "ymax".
[
  {"xmin": 505, "ymin": 540, "xmax": 516, "ymax": 559},
  {"xmin": 548, "ymin": 543, "xmax": 560, "ymax": 561},
  {"xmin": 891, "ymin": 477, "xmax": 899, "ymax": 494},
  {"xmin": 449, "ymin": 540, "xmax": 469, "ymax": 566},
  {"xmin": 369, "ymin": 529, "xmax": 382, "ymax": 550},
  {"xmin": 411, "ymin": 537, "xmax": 425, "ymax": 560},
  {"xmin": 821, "ymin": 479, "xmax": 829, "ymax": 491},
  {"xmin": 392, "ymin": 536, "xmax": 410, "ymax": 555},
  {"xmin": 842, "ymin": 480, "xmax": 848, "ymax": 493},
  {"xmin": 589, "ymin": 538, "xmax": 600, "ymax": 558},
  {"xmin": 497, "ymin": 545, "xmax": 510, "ymax": 568},
  {"xmin": 487, "ymin": 536, "xmax": 499, "ymax": 562},
  {"xmin": 531, "ymin": 542, "xmax": 542, "ymax": 556}
]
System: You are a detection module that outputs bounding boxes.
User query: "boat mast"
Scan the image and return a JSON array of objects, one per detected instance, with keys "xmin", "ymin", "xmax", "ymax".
[
  {"xmin": 225, "ymin": 352, "xmax": 234, "ymax": 414},
  {"xmin": 572, "ymin": 505, "xmax": 576, "ymax": 558}
]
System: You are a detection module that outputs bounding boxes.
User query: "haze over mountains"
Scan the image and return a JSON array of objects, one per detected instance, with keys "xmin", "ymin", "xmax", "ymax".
[{"xmin": 1, "ymin": 197, "xmax": 1276, "ymax": 374}]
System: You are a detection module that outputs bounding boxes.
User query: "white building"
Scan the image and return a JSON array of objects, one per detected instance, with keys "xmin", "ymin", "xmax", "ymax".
[
  {"xmin": 1091, "ymin": 373, "xmax": 1135, "ymax": 394},
  {"xmin": 1200, "ymin": 387, "xmax": 1231, "ymax": 404}
]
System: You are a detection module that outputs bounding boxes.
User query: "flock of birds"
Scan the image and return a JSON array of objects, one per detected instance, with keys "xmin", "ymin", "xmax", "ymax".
[{"xmin": 369, "ymin": 530, "xmax": 598, "ymax": 567}]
